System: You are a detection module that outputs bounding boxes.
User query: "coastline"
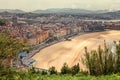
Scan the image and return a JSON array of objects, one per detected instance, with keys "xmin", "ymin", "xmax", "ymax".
[
  {"xmin": 32, "ymin": 30, "xmax": 120, "ymax": 71},
  {"xmin": 22, "ymin": 31, "xmax": 87, "ymax": 69}
]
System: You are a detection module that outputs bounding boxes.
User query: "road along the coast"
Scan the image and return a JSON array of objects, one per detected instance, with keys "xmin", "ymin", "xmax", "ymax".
[{"xmin": 32, "ymin": 30, "xmax": 120, "ymax": 71}]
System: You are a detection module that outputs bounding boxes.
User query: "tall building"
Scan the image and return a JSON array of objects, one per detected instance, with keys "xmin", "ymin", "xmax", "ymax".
[{"xmin": 12, "ymin": 16, "xmax": 17, "ymax": 26}]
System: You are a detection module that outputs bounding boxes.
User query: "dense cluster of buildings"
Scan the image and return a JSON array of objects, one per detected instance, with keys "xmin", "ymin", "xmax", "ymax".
[
  {"xmin": 0, "ymin": 14, "xmax": 120, "ymax": 46},
  {"xmin": 1, "ymin": 13, "xmax": 120, "ymax": 69}
]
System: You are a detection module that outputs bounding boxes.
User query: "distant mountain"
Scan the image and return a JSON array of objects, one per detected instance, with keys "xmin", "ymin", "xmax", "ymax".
[
  {"xmin": 0, "ymin": 9, "xmax": 120, "ymax": 19},
  {"xmin": 95, "ymin": 10, "xmax": 112, "ymax": 13},
  {"xmin": 0, "ymin": 9, "xmax": 25, "ymax": 13},
  {"xmin": 32, "ymin": 8, "xmax": 95, "ymax": 14},
  {"xmin": 0, "ymin": 8, "xmax": 118, "ymax": 14},
  {"xmin": 32, "ymin": 8, "xmax": 114, "ymax": 14},
  {"xmin": 102, "ymin": 10, "xmax": 120, "ymax": 19},
  {"xmin": 105, "ymin": 10, "xmax": 120, "ymax": 15}
]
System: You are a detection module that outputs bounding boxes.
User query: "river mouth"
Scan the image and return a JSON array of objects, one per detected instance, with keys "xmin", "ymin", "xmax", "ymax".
[{"xmin": 32, "ymin": 30, "xmax": 120, "ymax": 71}]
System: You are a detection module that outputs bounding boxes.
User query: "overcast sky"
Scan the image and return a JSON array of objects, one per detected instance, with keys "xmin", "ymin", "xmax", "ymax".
[{"xmin": 0, "ymin": 0, "xmax": 120, "ymax": 11}]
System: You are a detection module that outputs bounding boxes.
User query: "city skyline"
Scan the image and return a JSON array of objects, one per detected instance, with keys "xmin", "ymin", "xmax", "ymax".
[{"xmin": 0, "ymin": 0, "xmax": 120, "ymax": 11}]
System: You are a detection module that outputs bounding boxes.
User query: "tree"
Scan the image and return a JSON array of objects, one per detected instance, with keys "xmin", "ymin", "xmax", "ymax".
[
  {"xmin": 115, "ymin": 41, "xmax": 120, "ymax": 73},
  {"xmin": 0, "ymin": 33, "xmax": 28, "ymax": 67},
  {"xmin": 71, "ymin": 63, "xmax": 80, "ymax": 75},
  {"xmin": 41, "ymin": 70, "xmax": 47, "ymax": 75},
  {"xmin": 0, "ymin": 19, "xmax": 6, "ymax": 26},
  {"xmin": 83, "ymin": 41, "xmax": 120, "ymax": 75},
  {"xmin": 61, "ymin": 63, "xmax": 70, "ymax": 74},
  {"xmin": 48, "ymin": 66, "xmax": 57, "ymax": 75}
]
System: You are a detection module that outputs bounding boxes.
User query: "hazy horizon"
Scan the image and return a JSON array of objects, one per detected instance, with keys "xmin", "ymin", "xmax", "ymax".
[{"xmin": 0, "ymin": 0, "xmax": 120, "ymax": 12}]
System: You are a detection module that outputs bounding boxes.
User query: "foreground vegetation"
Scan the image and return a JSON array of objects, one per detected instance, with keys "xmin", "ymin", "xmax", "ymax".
[
  {"xmin": 0, "ymin": 33, "xmax": 28, "ymax": 67},
  {"xmin": 0, "ymin": 73, "xmax": 120, "ymax": 80},
  {"xmin": 0, "ymin": 68, "xmax": 120, "ymax": 80},
  {"xmin": 0, "ymin": 32, "xmax": 120, "ymax": 80},
  {"xmin": 84, "ymin": 41, "xmax": 120, "ymax": 75}
]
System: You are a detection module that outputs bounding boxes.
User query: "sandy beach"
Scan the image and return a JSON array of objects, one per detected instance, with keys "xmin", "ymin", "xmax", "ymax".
[{"xmin": 32, "ymin": 30, "xmax": 120, "ymax": 71}]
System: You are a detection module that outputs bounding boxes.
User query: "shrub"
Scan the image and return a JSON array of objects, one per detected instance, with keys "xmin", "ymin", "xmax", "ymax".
[
  {"xmin": 61, "ymin": 63, "xmax": 71, "ymax": 74},
  {"xmin": 28, "ymin": 67, "xmax": 36, "ymax": 74},
  {"xmin": 48, "ymin": 66, "xmax": 57, "ymax": 75},
  {"xmin": 76, "ymin": 71, "xmax": 88, "ymax": 77},
  {"xmin": 71, "ymin": 63, "xmax": 80, "ymax": 75},
  {"xmin": 83, "ymin": 41, "xmax": 120, "ymax": 75},
  {"xmin": 115, "ymin": 41, "xmax": 120, "ymax": 72},
  {"xmin": 41, "ymin": 71, "xmax": 47, "ymax": 75}
]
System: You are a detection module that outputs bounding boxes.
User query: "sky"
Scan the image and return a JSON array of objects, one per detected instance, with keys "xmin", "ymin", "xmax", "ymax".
[{"xmin": 0, "ymin": 0, "xmax": 120, "ymax": 11}]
